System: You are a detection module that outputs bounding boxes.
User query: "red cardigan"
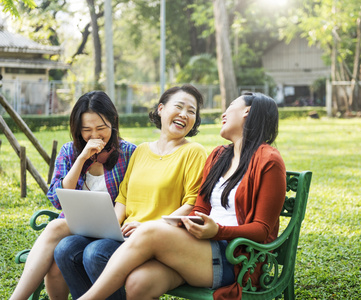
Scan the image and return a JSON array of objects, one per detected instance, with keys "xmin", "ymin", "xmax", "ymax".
[{"xmin": 190, "ymin": 144, "xmax": 286, "ymax": 300}]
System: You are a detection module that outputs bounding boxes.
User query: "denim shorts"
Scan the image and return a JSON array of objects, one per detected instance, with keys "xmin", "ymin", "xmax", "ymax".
[{"xmin": 210, "ymin": 240, "xmax": 235, "ymax": 289}]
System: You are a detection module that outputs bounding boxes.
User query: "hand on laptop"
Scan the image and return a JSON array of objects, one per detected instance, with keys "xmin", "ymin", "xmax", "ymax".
[{"xmin": 121, "ymin": 221, "xmax": 141, "ymax": 237}]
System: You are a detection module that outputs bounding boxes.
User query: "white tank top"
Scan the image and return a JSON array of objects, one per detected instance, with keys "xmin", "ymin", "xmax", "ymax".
[
  {"xmin": 209, "ymin": 177, "xmax": 240, "ymax": 226},
  {"xmin": 82, "ymin": 172, "xmax": 107, "ymax": 192}
]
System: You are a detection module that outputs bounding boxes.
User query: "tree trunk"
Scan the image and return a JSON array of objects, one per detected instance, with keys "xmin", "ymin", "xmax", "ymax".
[
  {"xmin": 350, "ymin": 16, "xmax": 361, "ymax": 111},
  {"xmin": 87, "ymin": 0, "xmax": 102, "ymax": 84},
  {"xmin": 185, "ymin": 0, "xmax": 199, "ymax": 56},
  {"xmin": 70, "ymin": 11, "xmax": 104, "ymax": 64},
  {"xmin": 336, "ymin": 69, "xmax": 350, "ymax": 112},
  {"xmin": 331, "ymin": 28, "xmax": 342, "ymax": 113},
  {"xmin": 213, "ymin": 0, "xmax": 238, "ymax": 111},
  {"xmin": 71, "ymin": 23, "xmax": 91, "ymax": 62}
]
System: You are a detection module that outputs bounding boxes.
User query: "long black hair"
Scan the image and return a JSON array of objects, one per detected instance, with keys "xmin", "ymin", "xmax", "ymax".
[
  {"xmin": 69, "ymin": 90, "xmax": 121, "ymax": 170},
  {"xmin": 148, "ymin": 84, "xmax": 203, "ymax": 137},
  {"xmin": 199, "ymin": 92, "xmax": 279, "ymax": 208}
]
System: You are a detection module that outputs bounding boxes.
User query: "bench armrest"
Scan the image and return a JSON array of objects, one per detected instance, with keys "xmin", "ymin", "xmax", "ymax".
[
  {"xmin": 15, "ymin": 210, "xmax": 59, "ymax": 266},
  {"xmin": 15, "ymin": 249, "xmax": 30, "ymax": 264},
  {"xmin": 30, "ymin": 210, "xmax": 59, "ymax": 231},
  {"xmin": 225, "ymin": 236, "xmax": 285, "ymax": 291}
]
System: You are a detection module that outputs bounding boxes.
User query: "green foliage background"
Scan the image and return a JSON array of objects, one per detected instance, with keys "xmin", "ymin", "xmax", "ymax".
[
  {"xmin": 1, "ymin": 117, "xmax": 360, "ymax": 299},
  {"xmin": 2, "ymin": 107, "xmax": 327, "ymax": 133}
]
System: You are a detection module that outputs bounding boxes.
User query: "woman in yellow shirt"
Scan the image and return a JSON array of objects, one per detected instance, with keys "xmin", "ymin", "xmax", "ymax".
[{"xmin": 54, "ymin": 84, "xmax": 207, "ymax": 299}]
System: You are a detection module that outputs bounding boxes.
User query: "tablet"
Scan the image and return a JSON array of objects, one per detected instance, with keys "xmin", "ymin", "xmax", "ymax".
[{"xmin": 162, "ymin": 215, "xmax": 204, "ymax": 226}]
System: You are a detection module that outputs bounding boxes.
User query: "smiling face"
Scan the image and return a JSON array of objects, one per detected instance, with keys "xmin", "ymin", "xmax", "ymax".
[
  {"xmin": 220, "ymin": 96, "xmax": 250, "ymax": 143},
  {"xmin": 158, "ymin": 91, "xmax": 197, "ymax": 140},
  {"xmin": 80, "ymin": 112, "xmax": 113, "ymax": 144}
]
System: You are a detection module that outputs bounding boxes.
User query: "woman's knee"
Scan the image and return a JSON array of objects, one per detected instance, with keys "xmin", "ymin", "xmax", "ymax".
[
  {"xmin": 54, "ymin": 235, "xmax": 89, "ymax": 264},
  {"xmin": 125, "ymin": 260, "xmax": 183, "ymax": 300},
  {"xmin": 83, "ymin": 239, "xmax": 121, "ymax": 266},
  {"xmin": 125, "ymin": 269, "xmax": 152, "ymax": 300},
  {"xmin": 133, "ymin": 221, "xmax": 169, "ymax": 241},
  {"xmin": 131, "ymin": 221, "xmax": 177, "ymax": 250},
  {"xmin": 83, "ymin": 239, "xmax": 122, "ymax": 282},
  {"xmin": 54, "ymin": 236, "xmax": 74, "ymax": 263},
  {"xmin": 42, "ymin": 219, "xmax": 70, "ymax": 242}
]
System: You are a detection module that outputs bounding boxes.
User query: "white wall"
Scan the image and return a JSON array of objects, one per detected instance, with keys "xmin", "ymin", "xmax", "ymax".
[{"xmin": 263, "ymin": 37, "xmax": 330, "ymax": 86}]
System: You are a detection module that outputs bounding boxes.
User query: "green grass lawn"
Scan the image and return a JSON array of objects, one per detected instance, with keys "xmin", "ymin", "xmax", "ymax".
[{"xmin": 1, "ymin": 117, "xmax": 360, "ymax": 299}]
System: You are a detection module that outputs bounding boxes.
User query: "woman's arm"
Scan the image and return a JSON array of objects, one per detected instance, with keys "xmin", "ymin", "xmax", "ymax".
[
  {"xmin": 48, "ymin": 140, "xmax": 107, "ymax": 209},
  {"xmin": 60, "ymin": 156, "xmax": 87, "ymax": 190},
  {"xmin": 47, "ymin": 144, "xmax": 73, "ymax": 209},
  {"xmin": 116, "ymin": 201, "xmax": 143, "ymax": 238},
  {"xmin": 116, "ymin": 202, "xmax": 138, "ymax": 238},
  {"xmin": 114, "ymin": 202, "xmax": 126, "ymax": 225},
  {"xmin": 169, "ymin": 204, "xmax": 193, "ymax": 216},
  {"xmin": 180, "ymin": 144, "xmax": 207, "ymax": 206},
  {"xmin": 188, "ymin": 147, "xmax": 222, "ymax": 217},
  {"xmin": 62, "ymin": 139, "xmax": 105, "ymax": 189}
]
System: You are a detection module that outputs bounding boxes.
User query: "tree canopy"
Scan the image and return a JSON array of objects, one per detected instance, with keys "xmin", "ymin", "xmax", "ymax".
[
  {"xmin": 4, "ymin": 0, "xmax": 279, "ymax": 85},
  {"xmin": 2, "ymin": 0, "xmax": 361, "ymax": 114},
  {"xmin": 0, "ymin": 0, "xmax": 35, "ymax": 18}
]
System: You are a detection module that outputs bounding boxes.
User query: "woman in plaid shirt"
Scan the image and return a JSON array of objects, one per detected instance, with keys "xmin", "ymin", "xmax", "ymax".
[{"xmin": 11, "ymin": 91, "xmax": 136, "ymax": 300}]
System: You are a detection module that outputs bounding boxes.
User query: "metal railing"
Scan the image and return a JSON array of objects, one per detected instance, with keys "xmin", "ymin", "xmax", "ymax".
[{"xmin": 0, "ymin": 80, "xmax": 269, "ymax": 116}]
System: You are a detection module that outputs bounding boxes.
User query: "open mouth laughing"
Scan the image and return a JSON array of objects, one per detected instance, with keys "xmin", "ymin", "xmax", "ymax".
[{"xmin": 173, "ymin": 120, "xmax": 186, "ymax": 128}]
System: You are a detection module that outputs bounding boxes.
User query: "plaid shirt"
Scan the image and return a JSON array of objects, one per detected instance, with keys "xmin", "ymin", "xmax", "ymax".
[{"xmin": 47, "ymin": 140, "xmax": 136, "ymax": 218}]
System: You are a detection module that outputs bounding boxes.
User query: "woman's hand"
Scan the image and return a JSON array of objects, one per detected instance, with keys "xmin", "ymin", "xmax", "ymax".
[
  {"xmin": 79, "ymin": 139, "xmax": 106, "ymax": 161},
  {"xmin": 121, "ymin": 221, "xmax": 142, "ymax": 237},
  {"xmin": 61, "ymin": 138, "xmax": 106, "ymax": 189},
  {"xmin": 182, "ymin": 212, "xmax": 219, "ymax": 240}
]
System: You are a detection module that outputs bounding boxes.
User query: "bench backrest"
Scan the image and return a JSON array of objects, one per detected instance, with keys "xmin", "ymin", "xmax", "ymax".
[
  {"xmin": 276, "ymin": 171, "xmax": 312, "ymax": 266},
  {"xmin": 232, "ymin": 170, "xmax": 312, "ymax": 293},
  {"xmin": 254, "ymin": 170, "xmax": 312, "ymax": 292}
]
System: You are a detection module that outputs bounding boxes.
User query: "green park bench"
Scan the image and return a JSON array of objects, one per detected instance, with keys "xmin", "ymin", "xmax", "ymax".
[
  {"xmin": 15, "ymin": 170, "xmax": 312, "ymax": 300},
  {"xmin": 14, "ymin": 210, "xmax": 59, "ymax": 300}
]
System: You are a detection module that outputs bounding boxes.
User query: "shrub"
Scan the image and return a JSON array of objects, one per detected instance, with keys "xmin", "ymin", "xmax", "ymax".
[{"xmin": 1, "ymin": 107, "xmax": 327, "ymax": 132}]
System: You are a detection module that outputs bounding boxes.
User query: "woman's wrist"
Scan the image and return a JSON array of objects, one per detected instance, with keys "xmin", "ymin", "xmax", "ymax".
[{"xmin": 75, "ymin": 154, "xmax": 88, "ymax": 164}]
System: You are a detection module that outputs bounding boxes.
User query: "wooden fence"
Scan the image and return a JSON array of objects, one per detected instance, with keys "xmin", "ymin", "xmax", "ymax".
[{"xmin": 0, "ymin": 93, "xmax": 57, "ymax": 196}]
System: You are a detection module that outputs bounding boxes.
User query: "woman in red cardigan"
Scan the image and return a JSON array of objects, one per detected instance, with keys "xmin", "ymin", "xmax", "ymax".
[{"xmin": 77, "ymin": 92, "xmax": 286, "ymax": 300}]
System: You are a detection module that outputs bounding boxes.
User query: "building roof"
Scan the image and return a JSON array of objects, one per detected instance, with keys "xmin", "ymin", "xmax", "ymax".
[
  {"xmin": 0, "ymin": 57, "xmax": 69, "ymax": 70},
  {"xmin": 0, "ymin": 28, "xmax": 62, "ymax": 55}
]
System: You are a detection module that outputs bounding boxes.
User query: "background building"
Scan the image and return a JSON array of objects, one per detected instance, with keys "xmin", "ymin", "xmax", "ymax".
[
  {"xmin": 263, "ymin": 37, "xmax": 330, "ymax": 106},
  {"xmin": 0, "ymin": 17, "xmax": 68, "ymax": 114}
]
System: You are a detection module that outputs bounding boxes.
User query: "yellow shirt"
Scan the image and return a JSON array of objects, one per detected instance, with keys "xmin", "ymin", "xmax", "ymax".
[{"xmin": 116, "ymin": 142, "xmax": 207, "ymax": 224}]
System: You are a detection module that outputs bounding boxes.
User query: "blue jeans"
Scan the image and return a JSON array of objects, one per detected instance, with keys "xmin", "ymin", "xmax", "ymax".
[
  {"xmin": 210, "ymin": 240, "xmax": 235, "ymax": 289},
  {"xmin": 54, "ymin": 235, "xmax": 125, "ymax": 300}
]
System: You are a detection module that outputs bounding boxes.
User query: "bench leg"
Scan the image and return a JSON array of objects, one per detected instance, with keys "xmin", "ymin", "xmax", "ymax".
[{"xmin": 283, "ymin": 274, "xmax": 295, "ymax": 300}]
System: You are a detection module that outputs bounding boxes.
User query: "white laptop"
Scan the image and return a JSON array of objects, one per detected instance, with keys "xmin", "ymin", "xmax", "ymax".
[{"xmin": 56, "ymin": 189, "xmax": 125, "ymax": 241}]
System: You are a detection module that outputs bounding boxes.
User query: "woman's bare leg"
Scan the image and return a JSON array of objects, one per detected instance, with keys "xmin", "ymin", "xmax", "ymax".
[
  {"xmin": 125, "ymin": 260, "xmax": 185, "ymax": 300},
  {"xmin": 10, "ymin": 219, "xmax": 71, "ymax": 300},
  {"xmin": 78, "ymin": 221, "xmax": 213, "ymax": 300},
  {"xmin": 44, "ymin": 261, "xmax": 69, "ymax": 300}
]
